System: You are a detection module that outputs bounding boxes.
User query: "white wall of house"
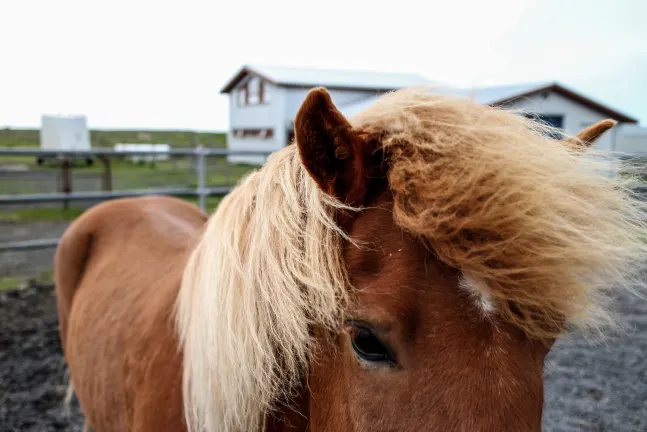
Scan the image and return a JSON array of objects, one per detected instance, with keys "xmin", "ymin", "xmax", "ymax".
[
  {"xmin": 227, "ymin": 80, "xmax": 645, "ymax": 165},
  {"xmin": 504, "ymin": 91, "xmax": 619, "ymax": 151},
  {"xmin": 283, "ymin": 88, "xmax": 377, "ymax": 126},
  {"xmin": 227, "ymin": 80, "xmax": 379, "ymax": 164},
  {"xmin": 227, "ymin": 77, "xmax": 286, "ymax": 164},
  {"xmin": 615, "ymin": 124, "xmax": 647, "ymax": 156}
]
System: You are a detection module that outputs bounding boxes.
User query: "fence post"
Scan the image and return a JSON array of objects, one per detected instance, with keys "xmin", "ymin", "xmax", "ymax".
[
  {"xmin": 99, "ymin": 156, "xmax": 113, "ymax": 192},
  {"xmin": 61, "ymin": 158, "xmax": 71, "ymax": 210},
  {"xmin": 196, "ymin": 145, "xmax": 206, "ymax": 212}
]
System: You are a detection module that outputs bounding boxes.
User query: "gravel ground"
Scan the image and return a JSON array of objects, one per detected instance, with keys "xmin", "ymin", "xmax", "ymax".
[
  {"xmin": 0, "ymin": 284, "xmax": 84, "ymax": 432},
  {"xmin": 1, "ymin": 276, "xmax": 646, "ymax": 431},
  {"xmin": 543, "ymin": 283, "xmax": 647, "ymax": 432}
]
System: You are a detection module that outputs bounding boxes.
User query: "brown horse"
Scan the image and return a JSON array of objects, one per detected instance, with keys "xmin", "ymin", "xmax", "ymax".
[{"xmin": 54, "ymin": 87, "xmax": 646, "ymax": 432}]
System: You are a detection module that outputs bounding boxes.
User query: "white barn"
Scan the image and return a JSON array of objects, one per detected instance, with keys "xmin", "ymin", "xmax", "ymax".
[{"xmin": 221, "ymin": 65, "xmax": 645, "ymax": 164}]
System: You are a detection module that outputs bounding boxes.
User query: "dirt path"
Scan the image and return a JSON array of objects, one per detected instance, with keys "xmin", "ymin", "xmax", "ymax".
[{"xmin": 1, "ymin": 277, "xmax": 646, "ymax": 431}]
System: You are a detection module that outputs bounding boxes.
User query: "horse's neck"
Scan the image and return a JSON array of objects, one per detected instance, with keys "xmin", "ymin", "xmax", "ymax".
[{"xmin": 264, "ymin": 387, "xmax": 310, "ymax": 432}]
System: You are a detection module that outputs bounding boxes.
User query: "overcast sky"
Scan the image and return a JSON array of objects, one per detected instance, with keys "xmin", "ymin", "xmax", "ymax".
[{"xmin": 1, "ymin": 0, "xmax": 645, "ymax": 130}]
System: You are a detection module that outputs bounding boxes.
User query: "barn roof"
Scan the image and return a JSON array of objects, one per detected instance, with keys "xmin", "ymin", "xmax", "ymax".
[
  {"xmin": 342, "ymin": 81, "xmax": 638, "ymax": 123},
  {"xmin": 220, "ymin": 64, "xmax": 433, "ymax": 93}
]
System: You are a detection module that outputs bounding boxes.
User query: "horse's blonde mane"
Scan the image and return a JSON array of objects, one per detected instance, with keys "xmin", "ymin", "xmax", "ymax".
[
  {"xmin": 176, "ymin": 87, "xmax": 647, "ymax": 432},
  {"xmin": 351, "ymin": 87, "xmax": 647, "ymax": 338},
  {"xmin": 176, "ymin": 145, "xmax": 353, "ymax": 432}
]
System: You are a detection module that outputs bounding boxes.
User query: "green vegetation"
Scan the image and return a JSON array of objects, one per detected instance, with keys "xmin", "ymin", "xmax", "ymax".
[
  {"xmin": 0, "ymin": 270, "xmax": 53, "ymax": 292},
  {"xmin": 0, "ymin": 196, "xmax": 227, "ymax": 224},
  {"xmin": 0, "ymin": 127, "xmax": 227, "ymax": 149},
  {"xmin": 0, "ymin": 127, "xmax": 229, "ymax": 173},
  {"xmin": 0, "ymin": 127, "xmax": 228, "ymax": 168},
  {"xmin": 183, "ymin": 196, "xmax": 224, "ymax": 214},
  {"xmin": 0, "ymin": 207, "xmax": 85, "ymax": 223}
]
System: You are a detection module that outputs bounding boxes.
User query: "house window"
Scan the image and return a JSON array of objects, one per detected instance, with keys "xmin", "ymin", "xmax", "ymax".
[
  {"xmin": 260, "ymin": 81, "xmax": 271, "ymax": 104},
  {"xmin": 524, "ymin": 113, "xmax": 564, "ymax": 139},
  {"xmin": 233, "ymin": 129, "xmax": 274, "ymax": 139},
  {"xmin": 236, "ymin": 85, "xmax": 248, "ymax": 107},
  {"xmin": 247, "ymin": 77, "xmax": 261, "ymax": 105},
  {"xmin": 236, "ymin": 76, "xmax": 271, "ymax": 106},
  {"xmin": 537, "ymin": 114, "xmax": 563, "ymax": 129}
]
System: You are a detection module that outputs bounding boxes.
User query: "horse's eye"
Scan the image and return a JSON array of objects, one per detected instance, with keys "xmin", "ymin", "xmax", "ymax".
[{"xmin": 349, "ymin": 324, "xmax": 397, "ymax": 367}]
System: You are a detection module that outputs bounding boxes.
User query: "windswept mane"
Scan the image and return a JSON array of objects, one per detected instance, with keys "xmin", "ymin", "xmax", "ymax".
[
  {"xmin": 176, "ymin": 146, "xmax": 353, "ymax": 432},
  {"xmin": 352, "ymin": 87, "xmax": 647, "ymax": 338},
  {"xmin": 176, "ymin": 87, "xmax": 647, "ymax": 432}
]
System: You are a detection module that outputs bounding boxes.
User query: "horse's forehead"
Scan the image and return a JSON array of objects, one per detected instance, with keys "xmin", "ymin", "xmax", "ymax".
[
  {"xmin": 345, "ymin": 201, "xmax": 462, "ymax": 322},
  {"xmin": 345, "ymin": 197, "xmax": 501, "ymax": 340}
]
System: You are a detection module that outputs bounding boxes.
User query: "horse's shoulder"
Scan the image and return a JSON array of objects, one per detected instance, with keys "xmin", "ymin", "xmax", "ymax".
[{"xmin": 71, "ymin": 196, "xmax": 205, "ymax": 232}]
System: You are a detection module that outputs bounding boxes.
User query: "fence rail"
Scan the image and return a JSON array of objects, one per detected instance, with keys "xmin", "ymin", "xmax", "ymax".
[
  {"xmin": 1, "ymin": 148, "xmax": 646, "ymax": 253},
  {"xmin": 0, "ymin": 146, "xmax": 272, "ymax": 252},
  {"xmin": 0, "ymin": 186, "xmax": 235, "ymax": 205},
  {"xmin": 0, "ymin": 147, "xmax": 270, "ymax": 157},
  {"xmin": 0, "ymin": 239, "xmax": 60, "ymax": 252}
]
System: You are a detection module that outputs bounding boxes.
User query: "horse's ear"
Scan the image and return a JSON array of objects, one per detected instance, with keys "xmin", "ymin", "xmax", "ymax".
[
  {"xmin": 294, "ymin": 87, "xmax": 377, "ymax": 206},
  {"xmin": 564, "ymin": 119, "xmax": 617, "ymax": 151}
]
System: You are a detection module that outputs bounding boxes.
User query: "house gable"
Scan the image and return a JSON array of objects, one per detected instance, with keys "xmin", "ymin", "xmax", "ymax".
[
  {"xmin": 489, "ymin": 83, "xmax": 637, "ymax": 124},
  {"xmin": 229, "ymin": 73, "xmax": 275, "ymax": 108}
]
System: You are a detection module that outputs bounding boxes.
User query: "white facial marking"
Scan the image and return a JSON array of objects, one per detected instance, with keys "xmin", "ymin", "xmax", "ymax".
[{"xmin": 459, "ymin": 274, "xmax": 496, "ymax": 316}]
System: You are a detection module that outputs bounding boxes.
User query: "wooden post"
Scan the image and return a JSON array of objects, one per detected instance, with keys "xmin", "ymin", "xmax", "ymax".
[
  {"xmin": 61, "ymin": 159, "xmax": 71, "ymax": 210},
  {"xmin": 100, "ymin": 156, "xmax": 113, "ymax": 192}
]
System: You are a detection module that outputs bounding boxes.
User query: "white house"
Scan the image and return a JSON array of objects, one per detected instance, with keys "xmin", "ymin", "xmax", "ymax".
[
  {"xmin": 345, "ymin": 81, "xmax": 643, "ymax": 154},
  {"xmin": 221, "ymin": 65, "xmax": 645, "ymax": 164},
  {"xmin": 220, "ymin": 64, "xmax": 432, "ymax": 164},
  {"xmin": 442, "ymin": 81, "xmax": 641, "ymax": 154}
]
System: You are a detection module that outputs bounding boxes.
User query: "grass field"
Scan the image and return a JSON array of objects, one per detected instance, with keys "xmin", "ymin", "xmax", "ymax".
[
  {"xmin": 0, "ymin": 127, "xmax": 226, "ymax": 149},
  {"xmin": 0, "ymin": 270, "xmax": 53, "ymax": 292},
  {"xmin": 0, "ymin": 195, "xmax": 225, "ymax": 224},
  {"xmin": 0, "ymin": 126, "xmax": 255, "ymax": 224},
  {"xmin": 0, "ymin": 156, "xmax": 251, "ymax": 222}
]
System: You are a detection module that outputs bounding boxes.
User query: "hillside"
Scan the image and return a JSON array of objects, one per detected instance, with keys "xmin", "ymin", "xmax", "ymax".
[{"xmin": 0, "ymin": 128, "xmax": 227, "ymax": 148}]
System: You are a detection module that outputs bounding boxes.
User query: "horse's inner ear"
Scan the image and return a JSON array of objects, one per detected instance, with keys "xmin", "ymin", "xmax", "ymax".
[
  {"xmin": 294, "ymin": 87, "xmax": 377, "ymax": 206},
  {"xmin": 564, "ymin": 119, "xmax": 617, "ymax": 151}
]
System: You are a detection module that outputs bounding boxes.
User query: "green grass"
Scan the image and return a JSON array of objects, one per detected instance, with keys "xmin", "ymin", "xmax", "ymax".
[
  {"xmin": 0, "ymin": 196, "xmax": 227, "ymax": 223},
  {"xmin": 0, "ymin": 270, "xmax": 53, "ymax": 292},
  {"xmin": 0, "ymin": 277, "xmax": 22, "ymax": 292},
  {"xmin": 183, "ymin": 196, "xmax": 224, "ymax": 213},
  {"xmin": 0, "ymin": 207, "xmax": 86, "ymax": 223},
  {"xmin": 0, "ymin": 127, "xmax": 228, "ymax": 168},
  {"xmin": 0, "ymin": 127, "xmax": 227, "ymax": 149}
]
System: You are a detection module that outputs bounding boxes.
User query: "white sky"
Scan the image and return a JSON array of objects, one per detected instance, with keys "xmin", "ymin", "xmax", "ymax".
[{"xmin": 1, "ymin": 0, "xmax": 645, "ymax": 131}]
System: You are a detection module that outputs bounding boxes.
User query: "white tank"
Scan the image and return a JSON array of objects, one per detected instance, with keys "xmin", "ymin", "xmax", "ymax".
[{"xmin": 40, "ymin": 115, "xmax": 91, "ymax": 151}]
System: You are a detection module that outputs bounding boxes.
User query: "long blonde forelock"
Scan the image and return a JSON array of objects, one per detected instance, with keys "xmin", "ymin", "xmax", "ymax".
[
  {"xmin": 176, "ymin": 145, "xmax": 354, "ymax": 432},
  {"xmin": 352, "ymin": 87, "xmax": 647, "ymax": 339}
]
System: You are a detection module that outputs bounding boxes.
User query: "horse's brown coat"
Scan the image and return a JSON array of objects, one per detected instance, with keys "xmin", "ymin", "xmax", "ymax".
[{"xmin": 55, "ymin": 196, "xmax": 204, "ymax": 431}]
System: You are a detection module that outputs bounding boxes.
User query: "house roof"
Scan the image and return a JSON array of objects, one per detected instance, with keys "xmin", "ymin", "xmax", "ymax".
[
  {"xmin": 436, "ymin": 81, "xmax": 555, "ymax": 105},
  {"xmin": 342, "ymin": 81, "xmax": 638, "ymax": 123},
  {"xmin": 466, "ymin": 81, "xmax": 637, "ymax": 123},
  {"xmin": 220, "ymin": 64, "xmax": 433, "ymax": 94}
]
